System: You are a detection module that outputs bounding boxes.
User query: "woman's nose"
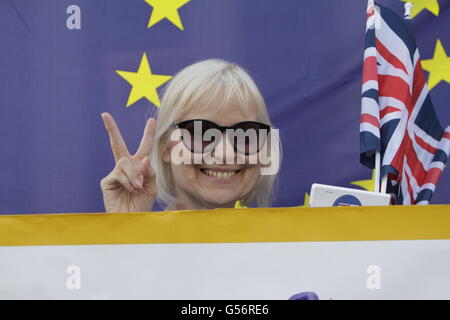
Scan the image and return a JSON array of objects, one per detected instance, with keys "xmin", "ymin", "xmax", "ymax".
[{"xmin": 211, "ymin": 133, "xmax": 236, "ymax": 164}]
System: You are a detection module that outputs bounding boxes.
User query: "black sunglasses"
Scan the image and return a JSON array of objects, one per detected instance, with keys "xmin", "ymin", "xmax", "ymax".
[{"xmin": 171, "ymin": 119, "xmax": 271, "ymax": 155}]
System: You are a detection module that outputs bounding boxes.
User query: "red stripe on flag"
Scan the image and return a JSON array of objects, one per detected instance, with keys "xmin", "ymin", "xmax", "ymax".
[
  {"xmin": 362, "ymin": 56, "xmax": 378, "ymax": 83},
  {"xmin": 390, "ymin": 133, "xmax": 428, "ymax": 189},
  {"xmin": 411, "ymin": 60, "xmax": 426, "ymax": 108},
  {"xmin": 378, "ymin": 75, "xmax": 412, "ymax": 113},
  {"xmin": 388, "ymin": 173, "xmax": 399, "ymax": 181},
  {"xmin": 443, "ymin": 132, "xmax": 450, "ymax": 140},
  {"xmin": 404, "ymin": 134, "xmax": 427, "ymax": 184},
  {"xmin": 361, "ymin": 113, "xmax": 380, "ymax": 128},
  {"xmin": 380, "ymin": 106, "xmax": 401, "ymax": 119},
  {"xmin": 403, "ymin": 169, "xmax": 415, "ymax": 204},
  {"xmin": 414, "ymin": 134, "xmax": 438, "ymax": 155},
  {"xmin": 423, "ymin": 167, "xmax": 443, "ymax": 186},
  {"xmin": 376, "ymin": 39, "xmax": 409, "ymax": 75},
  {"xmin": 390, "ymin": 133, "xmax": 406, "ymax": 175}
]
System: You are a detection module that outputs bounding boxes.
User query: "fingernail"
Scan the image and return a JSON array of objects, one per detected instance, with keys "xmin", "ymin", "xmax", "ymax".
[{"xmin": 101, "ymin": 114, "xmax": 108, "ymax": 128}]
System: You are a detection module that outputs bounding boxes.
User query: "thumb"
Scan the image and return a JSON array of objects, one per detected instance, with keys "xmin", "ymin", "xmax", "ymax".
[{"xmin": 142, "ymin": 156, "xmax": 155, "ymax": 179}]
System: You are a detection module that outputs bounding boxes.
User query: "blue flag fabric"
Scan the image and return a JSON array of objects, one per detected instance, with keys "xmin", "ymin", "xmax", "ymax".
[{"xmin": 0, "ymin": 0, "xmax": 449, "ymax": 214}]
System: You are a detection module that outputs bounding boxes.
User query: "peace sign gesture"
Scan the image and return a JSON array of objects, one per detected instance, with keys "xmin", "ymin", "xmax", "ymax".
[{"xmin": 100, "ymin": 112, "xmax": 157, "ymax": 212}]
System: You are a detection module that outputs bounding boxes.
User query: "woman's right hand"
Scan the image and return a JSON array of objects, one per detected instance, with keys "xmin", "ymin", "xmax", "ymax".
[{"xmin": 100, "ymin": 113, "xmax": 157, "ymax": 212}]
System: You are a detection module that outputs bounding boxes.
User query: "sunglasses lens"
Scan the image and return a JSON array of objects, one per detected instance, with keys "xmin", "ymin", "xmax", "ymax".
[
  {"xmin": 177, "ymin": 120, "xmax": 269, "ymax": 155},
  {"xmin": 179, "ymin": 120, "xmax": 219, "ymax": 153},
  {"xmin": 231, "ymin": 122, "xmax": 269, "ymax": 155}
]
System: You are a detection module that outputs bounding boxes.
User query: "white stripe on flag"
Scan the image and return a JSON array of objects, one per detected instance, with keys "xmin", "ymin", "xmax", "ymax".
[
  {"xmin": 428, "ymin": 161, "xmax": 444, "ymax": 171},
  {"xmin": 408, "ymin": 83, "xmax": 428, "ymax": 126},
  {"xmin": 381, "ymin": 116, "xmax": 408, "ymax": 166},
  {"xmin": 362, "ymin": 80, "xmax": 378, "ymax": 93},
  {"xmin": 361, "ymin": 97, "xmax": 380, "ymax": 118},
  {"xmin": 379, "ymin": 96, "xmax": 407, "ymax": 113},
  {"xmin": 413, "ymin": 124, "xmax": 442, "ymax": 150},
  {"xmin": 360, "ymin": 122, "xmax": 380, "ymax": 138},
  {"xmin": 366, "ymin": 15, "xmax": 375, "ymax": 31},
  {"xmin": 403, "ymin": 160, "xmax": 420, "ymax": 198},
  {"xmin": 364, "ymin": 47, "xmax": 377, "ymax": 60},
  {"xmin": 401, "ymin": 159, "xmax": 412, "ymax": 205},
  {"xmin": 380, "ymin": 111, "xmax": 403, "ymax": 126},
  {"xmin": 410, "ymin": 136, "xmax": 435, "ymax": 171},
  {"xmin": 419, "ymin": 182, "xmax": 437, "ymax": 193},
  {"xmin": 377, "ymin": 53, "xmax": 410, "ymax": 85},
  {"xmin": 377, "ymin": 15, "xmax": 414, "ymax": 75}
]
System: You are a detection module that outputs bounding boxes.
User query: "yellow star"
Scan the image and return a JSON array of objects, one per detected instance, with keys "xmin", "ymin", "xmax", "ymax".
[
  {"xmin": 351, "ymin": 170, "xmax": 376, "ymax": 192},
  {"xmin": 400, "ymin": 0, "xmax": 439, "ymax": 19},
  {"xmin": 145, "ymin": 0, "xmax": 191, "ymax": 30},
  {"xmin": 234, "ymin": 200, "xmax": 247, "ymax": 208},
  {"xmin": 422, "ymin": 39, "xmax": 450, "ymax": 90},
  {"xmin": 116, "ymin": 53, "xmax": 172, "ymax": 107},
  {"xmin": 294, "ymin": 193, "xmax": 310, "ymax": 207},
  {"xmin": 303, "ymin": 192, "xmax": 310, "ymax": 207}
]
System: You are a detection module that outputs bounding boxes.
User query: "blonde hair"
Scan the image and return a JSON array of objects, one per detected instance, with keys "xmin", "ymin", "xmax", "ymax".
[{"xmin": 150, "ymin": 59, "xmax": 281, "ymax": 208}]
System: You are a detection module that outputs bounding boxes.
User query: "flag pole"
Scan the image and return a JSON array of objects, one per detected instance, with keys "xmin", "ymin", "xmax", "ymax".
[
  {"xmin": 369, "ymin": 0, "xmax": 379, "ymax": 193},
  {"xmin": 381, "ymin": 174, "xmax": 387, "ymax": 193},
  {"xmin": 374, "ymin": 151, "xmax": 380, "ymax": 192},
  {"xmin": 404, "ymin": 2, "xmax": 413, "ymax": 19}
]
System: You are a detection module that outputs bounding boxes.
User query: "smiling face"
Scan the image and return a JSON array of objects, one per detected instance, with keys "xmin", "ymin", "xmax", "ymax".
[
  {"xmin": 151, "ymin": 59, "xmax": 278, "ymax": 210},
  {"xmin": 163, "ymin": 99, "xmax": 263, "ymax": 210}
]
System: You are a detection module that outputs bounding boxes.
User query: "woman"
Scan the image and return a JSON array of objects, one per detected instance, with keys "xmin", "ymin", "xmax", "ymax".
[{"xmin": 100, "ymin": 59, "xmax": 280, "ymax": 212}]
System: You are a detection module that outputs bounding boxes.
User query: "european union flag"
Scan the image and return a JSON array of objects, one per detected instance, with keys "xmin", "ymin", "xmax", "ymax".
[{"xmin": 0, "ymin": 0, "xmax": 449, "ymax": 214}]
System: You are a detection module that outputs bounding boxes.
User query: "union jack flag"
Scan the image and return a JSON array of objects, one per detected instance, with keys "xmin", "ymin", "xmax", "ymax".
[{"xmin": 360, "ymin": 1, "xmax": 450, "ymax": 205}]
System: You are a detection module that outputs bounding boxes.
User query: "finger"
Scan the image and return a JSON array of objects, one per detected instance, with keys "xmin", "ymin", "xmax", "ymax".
[
  {"xmin": 101, "ymin": 170, "xmax": 135, "ymax": 193},
  {"xmin": 136, "ymin": 117, "xmax": 156, "ymax": 159},
  {"xmin": 142, "ymin": 156, "xmax": 155, "ymax": 179},
  {"xmin": 117, "ymin": 157, "xmax": 145, "ymax": 189},
  {"xmin": 141, "ymin": 157, "xmax": 156, "ymax": 195},
  {"xmin": 114, "ymin": 170, "xmax": 136, "ymax": 193},
  {"xmin": 101, "ymin": 112, "xmax": 130, "ymax": 162}
]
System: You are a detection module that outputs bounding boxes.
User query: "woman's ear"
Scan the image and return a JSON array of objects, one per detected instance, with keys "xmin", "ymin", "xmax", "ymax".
[{"xmin": 162, "ymin": 144, "xmax": 171, "ymax": 163}]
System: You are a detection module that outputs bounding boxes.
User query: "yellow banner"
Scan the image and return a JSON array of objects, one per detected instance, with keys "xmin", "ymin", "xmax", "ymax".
[{"xmin": 1, "ymin": 205, "xmax": 450, "ymax": 246}]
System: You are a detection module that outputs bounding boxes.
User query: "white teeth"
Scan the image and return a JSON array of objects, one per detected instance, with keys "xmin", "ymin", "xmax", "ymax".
[{"xmin": 203, "ymin": 169, "xmax": 238, "ymax": 179}]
